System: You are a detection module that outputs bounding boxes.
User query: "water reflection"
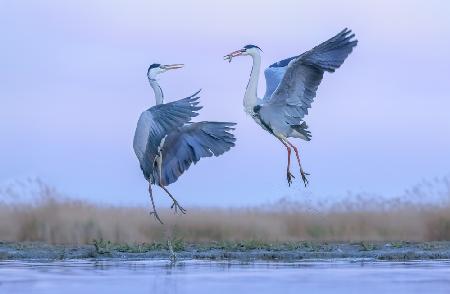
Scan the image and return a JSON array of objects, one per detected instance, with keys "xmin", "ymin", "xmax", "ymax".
[{"xmin": 0, "ymin": 260, "xmax": 450, "ymax": 294}]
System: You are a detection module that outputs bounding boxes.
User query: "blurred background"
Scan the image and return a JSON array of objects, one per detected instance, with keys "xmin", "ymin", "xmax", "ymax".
[{"xmin": 1, "ymin": 0, "xmax": 449, "ymax": 210}]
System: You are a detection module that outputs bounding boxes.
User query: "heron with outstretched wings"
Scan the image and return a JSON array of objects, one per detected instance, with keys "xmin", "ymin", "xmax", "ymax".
[
  {"xmin": 133, "ymin": 63, "xmax": 236, "ymax": 223},
  {"xmin": 224, "ymin": 28, "xmax": 357, "ymax": 186}
]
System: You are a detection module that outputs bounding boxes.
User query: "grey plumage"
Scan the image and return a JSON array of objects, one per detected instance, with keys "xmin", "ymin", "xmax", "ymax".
[
  {"xmin": 155, "ymin": 121, "xmax": 236, "ymax": 186},
  {"xmin": 133, "ymin": 63, "xmax": 236, "ymax": 223},
  {"xmin": 260, "ymin": 28, "xmax": 358, "ymax": 136},
  {"xmin": 291, "ymin": 122, "xmax": 311, "ymax": 141},
  {"xmin": 134, "ymin": 90, "xmax": 236, "ymax": 185},
  {"xmin": 134, "ymin": 91, "xmax": 202, "ymax": 182},
  {"xmin": 224, "ymin": 28, "xmax": 357, "ymax": 186}
]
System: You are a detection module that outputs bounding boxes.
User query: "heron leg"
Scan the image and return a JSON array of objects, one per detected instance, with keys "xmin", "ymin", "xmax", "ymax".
[
  {"xmin": 160, "ymin": 185, "xmax": 187, "ymax": 214},
  {"xmin": 285, "ymin": 140, "xmax": 310, "ymax": 187},
  {"xmin": 148, "ymin": 183, "xmax": 163, "ymax": 224},
  {"xmin": 156, "ymin": 154, "xmax": 186, "ymax": 215},
  {"xmin": 275, "ymin": 136, "xmax": 295, "ymax": 186}
]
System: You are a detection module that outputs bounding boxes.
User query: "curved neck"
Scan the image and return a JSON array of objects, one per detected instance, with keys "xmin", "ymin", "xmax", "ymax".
[
  {"xmin": 148, "ymin": 78, "xmax": 164, "ymax": 105},
  {"xmin": 244, "ymin": 53, "xmax": 261, "ymax": 113}
]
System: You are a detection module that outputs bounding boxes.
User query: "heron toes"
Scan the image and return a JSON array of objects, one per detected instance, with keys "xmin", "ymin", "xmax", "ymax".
[
  {"xmin": 170, "ymin": 201, "xmax": 187, "ymax": 214},
  {"xmin": 300, "ymin": 170, "xmax": 310, "ymax": 187},
  {"xmin": 287, "ymin": 170, "xmax": 295, "ymax": 186},
  {"xmin": 286, "ymin": 169, "xmax": 310, "ymax": 187},
  {"xmin": 149, "ymin": 211, "xmax": 164, "ymax": 224}
]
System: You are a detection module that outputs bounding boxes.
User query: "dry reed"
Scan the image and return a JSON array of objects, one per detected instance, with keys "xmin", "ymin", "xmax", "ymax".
[{"xmin": 0, "ymin": 179, "xmax": 449, "ymax": 244}]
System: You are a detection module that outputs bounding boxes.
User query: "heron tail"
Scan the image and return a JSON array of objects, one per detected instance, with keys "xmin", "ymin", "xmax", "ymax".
[{"xmin": 292, "ymin": 122, "xmax": 312, "ymax": 141}]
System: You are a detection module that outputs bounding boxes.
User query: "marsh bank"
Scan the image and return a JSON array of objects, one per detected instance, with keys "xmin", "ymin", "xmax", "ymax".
[{"xmin": 1, "ymin": 241, "xmax": 450, "ymax": 261}]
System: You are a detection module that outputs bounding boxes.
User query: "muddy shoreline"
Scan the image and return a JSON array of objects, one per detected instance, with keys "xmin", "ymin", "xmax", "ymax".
[{"xmin": 1, "ymin": 241, "xmax": 450, "ymax": 261}]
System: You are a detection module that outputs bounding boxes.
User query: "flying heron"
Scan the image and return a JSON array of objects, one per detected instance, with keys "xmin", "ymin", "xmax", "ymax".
[
  {"xmin": 133, "ymin": 63, "xmax": 236, "ymax": 223},
  {"xmin": 224, "ymin": 28, "xmax": 357, "ymax": 186}
]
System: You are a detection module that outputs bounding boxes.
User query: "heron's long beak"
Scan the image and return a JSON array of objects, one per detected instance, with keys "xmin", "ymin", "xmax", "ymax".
[
  {"xmin": 161, "ymin": 64, "xmax": 184, "ymax": 71},
  {"xmin": 224, "ymin": 50, "xmax": 244, "ymax": 63}
]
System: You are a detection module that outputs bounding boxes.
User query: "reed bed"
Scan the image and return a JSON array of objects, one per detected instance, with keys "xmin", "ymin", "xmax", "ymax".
[{"xmin": 0, "ymin": 179, "xmax": 449, "ymax": 244}]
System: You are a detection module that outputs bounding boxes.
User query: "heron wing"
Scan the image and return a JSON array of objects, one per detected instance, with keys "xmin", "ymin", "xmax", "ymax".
[
  {"xmin": 141, "ymin": 91, "xmax": 202, "ymax": 177},
  {"xmin": 263, "ymin": 66, "xmax": 287, "ymax": 100},
  {"xmin": 261, "ymin": 28, "xmax": 357, "ymax": 123},
  {"xmin": 156, "ymin": 122, "xmax": 236, "ymax": 186}
]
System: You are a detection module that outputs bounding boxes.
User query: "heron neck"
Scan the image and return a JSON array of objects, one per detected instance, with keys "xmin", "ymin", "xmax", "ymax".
[
  {"xmin": 244, "ymin": 53, "xmax": 261, "ymax": 113},
  {"xmin": 148, "ymin": 78, "xmax": 164, "ymax": 105}
]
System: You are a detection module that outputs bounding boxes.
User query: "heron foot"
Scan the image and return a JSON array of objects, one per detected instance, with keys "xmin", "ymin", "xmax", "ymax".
[
  {"xmin": 159, "ymin": 185, "xmax": 187, "ymax": 215},
  {"xmin": 287, "ymin": 170, "xmax": 295, "ymax": 186},
  {"xmin": 170, "ymin": 200, "xmax": 187, "ymax": 214},
  {"xmin": 149, "ymin": 210, "xmax": 164, "ymax": 224},
  {"xmin": 300, "ymin": 169, "xmax": 310, "ymax": 187}
]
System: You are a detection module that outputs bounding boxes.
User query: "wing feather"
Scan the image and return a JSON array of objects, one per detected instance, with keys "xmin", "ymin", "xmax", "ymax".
[
  {"xmin": 134, "ymin": 90, "xmax": 202, "ymax": 180},
  {"xmin": 155, "ymin": 122, "xmax": 236, "ymax": 186},
  {"xmin": 260, "ymin": 29, "xmax": 357, "ymax": 125}
]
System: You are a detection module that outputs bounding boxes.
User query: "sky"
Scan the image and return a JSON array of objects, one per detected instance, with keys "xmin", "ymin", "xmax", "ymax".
[{"xmin": 1, "ymin": 0, "xmax": 450, "ymax": 207}]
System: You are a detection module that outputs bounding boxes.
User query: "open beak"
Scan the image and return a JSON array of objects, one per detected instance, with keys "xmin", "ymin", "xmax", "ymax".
[
  {"xmin": 224, "ymin": 49, "xmax": 244, "ymax": 63},
  {"xmin": 161, "ymin": 64, "xmax": 184, "ymax": 71}
]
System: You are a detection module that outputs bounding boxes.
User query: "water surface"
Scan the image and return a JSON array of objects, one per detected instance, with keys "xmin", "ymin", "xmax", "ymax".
[{"xmin": 1, "ymin": 259, "xmax": 449, "ymax": 293}]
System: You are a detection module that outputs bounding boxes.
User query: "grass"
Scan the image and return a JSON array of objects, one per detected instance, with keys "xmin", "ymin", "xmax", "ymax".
[
  {"xmin": 0, "ymin": 179, "xmax": 449, "ymax": 244},
  {"xmin": 89, "ymin": 239, "xmax": 319, "ymax": 254},
  {"xmin": 359, "ymin": 241, "xmax": 376, "ymax": 251},
  {"xmin": 92, "ymin": 238, "xmax": 167, "ymax": 254}
]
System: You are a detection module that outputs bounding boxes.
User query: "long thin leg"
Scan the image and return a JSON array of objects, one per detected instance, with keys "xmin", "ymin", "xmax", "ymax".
[
  {"xmin": 285, "ymin": 139, "xmax": 310, "ymax": 186},
  {"xmin": 148, "ymin": 183, "xmax": 163, "ymax": 224},
  {"xmin": 160, "ymin": 185, "xmax": 187, "ymax": 214},
  {"xmin": 275, "ymin": 136, "xmax": 295, "ymax": 186},
  {"xmin": 156, "ymin": 153, "xmax": 186, "ymax": 214}
]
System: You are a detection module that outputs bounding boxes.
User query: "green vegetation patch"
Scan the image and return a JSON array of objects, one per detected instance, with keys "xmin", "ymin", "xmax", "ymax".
[
  {"xmin": 92, "ymin": 238, "xmax": 185, "ymax": 254},
  {"xmin": 192, "ymin": 240, "xmax": 328, "ymax": 252}
]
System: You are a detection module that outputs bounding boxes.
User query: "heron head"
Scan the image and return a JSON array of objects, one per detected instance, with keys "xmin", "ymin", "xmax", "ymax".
[
  {"xmin": 224, "ymin": 44, "xmax": 262, "ymax": 62},
  {"xmin": 147, "ymin": 63, "xmax": 184, "ymax": 79}
]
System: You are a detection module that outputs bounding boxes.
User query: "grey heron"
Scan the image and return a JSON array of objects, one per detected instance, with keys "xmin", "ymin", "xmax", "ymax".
[
  {"xmin": 133, "ymin": 63, "xmax": 236, "ymax": 223},
  {"xmin": 224, "ymin": 28, "xmax": 357, "ymax": 186}
]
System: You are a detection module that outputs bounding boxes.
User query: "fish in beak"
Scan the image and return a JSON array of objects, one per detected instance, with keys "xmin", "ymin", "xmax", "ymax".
[
  {"xmin": 223, "ymin": 49, "xmax": 245, "ymax": 63},
  {"xmin": 161, "ymin": 64, "xmax": 184, "ymax": 71}
]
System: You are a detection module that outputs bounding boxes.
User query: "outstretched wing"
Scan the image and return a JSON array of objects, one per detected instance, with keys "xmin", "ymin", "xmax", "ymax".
[
  {"xmin": 261, "ymin": 28, "xmax": 357, "ymax": 124},
  {"xmin": 156, "ymin": 122, "xmax": 236, "ymax": 186},
  {"xmin": 133, "ymin": 90, "xmax": 202, "ymax": 179},
  {"xmin": 263, "ymin": 66, "xmax": 287, "ymax": 100}
]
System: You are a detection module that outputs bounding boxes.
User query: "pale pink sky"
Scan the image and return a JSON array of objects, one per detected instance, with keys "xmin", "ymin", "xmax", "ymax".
[{"xmin": 1, "ymin": 0, "xmax": 450, "ymax": 206}]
